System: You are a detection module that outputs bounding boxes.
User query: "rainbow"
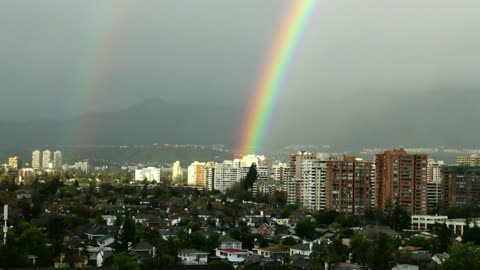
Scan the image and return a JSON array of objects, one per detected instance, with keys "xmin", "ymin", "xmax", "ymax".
[
  {"xmin": 63, "ymin": 1, "xmax": 129, "ymax": 146},
  {"xmin": 236, "ymin": 0, "xmax": 319, "ymax": 155}
]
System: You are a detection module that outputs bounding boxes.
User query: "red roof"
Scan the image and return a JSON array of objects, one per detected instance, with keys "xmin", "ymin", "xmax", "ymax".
[{"xmin": 217, "ymin": 248, "xmax": 248, "ymax": 254}]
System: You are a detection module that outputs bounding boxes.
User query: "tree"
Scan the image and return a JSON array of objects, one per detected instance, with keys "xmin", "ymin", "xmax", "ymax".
[
  {"xmin": 407, "ymin": 236, "xmax": 431, "ymax": 249},
  {"xmin": 462, "ymin": 225, "xmax": 480, "ymax": 245},
  {"xmin": 243, "ymin": 164, "xmax": 258, "ymax": 191},
  {"xmin": 113, "ymin": 253, "xmax": 140, "ymax": 270},
  {"xmin": 296, "ymin": 218, "xmax": 316, "ymax": 240},
  {"xmin": 442, "ymin": 242, "xmax": 480, "ymax": 270},
  {"xmin": 366, "ymin": 233, "xmax": 398, "ymax": 270},
  {"xmin": 350, "ymin": 234, "xmax": 371, "ymax": 267},
  {"xmin": 283, "ymin": 237, "xmax": 298, "ymax": 246},
  {"xmin": 118, "ymin": 216, "xmax": 136, "ymax": 251},
  {"xmin": 310, "ymin": 242, "xmax": 329, "ymax": 270},
  {"xmin": 431, "ymin": 223, "xmax": 451, "ymax": 253}
]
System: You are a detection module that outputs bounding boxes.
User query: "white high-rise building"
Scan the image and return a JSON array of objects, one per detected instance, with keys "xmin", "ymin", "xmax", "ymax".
[
  {"xmin": 205, "ymin": 162, "xmax": 216, "ymax": 191},
  {"xmin": 427, "ymin": 159, "xmax": 445, "ymax": 213},
  {"xmin": 42, "ymin": 150, "xmax": 52, "ymax": 169},
  {"xmin": 172, "ymin": 161, "xmax": 183, "ymax": 182},
  {"xmin": 73, "ymin": 160, "xmax": 89, "ymax": 173},
  {"xmin": 285, "ymin": 153, "xmax": 328, "ymax": 211},
  {"xmin": 135, "ymin": 167, "xmax": 161, "ymax": 183},
  {"xmin": 53, "ymin": 151, "xmax": 63, "ymax": 170},
  {"xmin": 233, "ymin": 155, "xmax": 268, "ymax": 168},
  {"xmin": 212, "ymin": 160, "xmax": 270, "ymax": 193},
  {"xmin": 214, "ymin": 161, "xmax": 241, "ymax": 192},
  {"xmin": 299, "ymin": 159, "xmax": 327, "ymax": 211},
  {"xmin": 271, "ymin": 163, "xmax": 289, "ymax": 182},
  {"xmin": 32, "ymin": 150, "xmax": 41, "ymax": 169},
  {"xmin": 188, "ymin": 161, "xmax": 206, "ymax": 186}
]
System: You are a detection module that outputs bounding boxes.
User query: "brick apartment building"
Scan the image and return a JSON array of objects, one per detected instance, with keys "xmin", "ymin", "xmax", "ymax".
[
  {"xmin": 376, "ymin": 149, "xmax": 428, "ymax": 215},
  {"xmin": 326, "ymin": 156, "xmax": 373, "ymax": 216},
  {"xmin": 441, "ymin": 166, "xmax": 480, "ymax": 208}
]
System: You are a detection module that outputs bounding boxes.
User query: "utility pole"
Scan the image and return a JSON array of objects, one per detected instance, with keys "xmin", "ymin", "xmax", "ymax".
[{"xmin": 3, "ymin": 204, "xmax": 8, "ymax": 245}]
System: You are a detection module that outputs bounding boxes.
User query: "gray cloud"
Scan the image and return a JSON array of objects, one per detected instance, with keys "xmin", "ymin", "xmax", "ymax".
[{"xmin": 0, "ymin": 0, "xmax": 479, "ymax": 148}]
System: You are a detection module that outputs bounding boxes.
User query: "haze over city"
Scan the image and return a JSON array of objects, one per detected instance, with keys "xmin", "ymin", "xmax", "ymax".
[
  {"xmin": 1, "ymin": 0, "xmax": 480, "ymax": 150},
  {"xmin": 3, "ymin": 1, "xmax": 480, "ymax": 270}
]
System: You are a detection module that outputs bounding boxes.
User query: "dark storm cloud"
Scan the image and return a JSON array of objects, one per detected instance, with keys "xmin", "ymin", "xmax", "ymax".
[{"xmin": 0, "ymin": 0, "xmax": 479, "ymax": 149}]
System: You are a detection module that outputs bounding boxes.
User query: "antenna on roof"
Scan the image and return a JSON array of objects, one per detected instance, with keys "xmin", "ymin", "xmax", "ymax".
[{"xmin": 3, "ymin": 205, "xmax": 8, "ymax": 245}]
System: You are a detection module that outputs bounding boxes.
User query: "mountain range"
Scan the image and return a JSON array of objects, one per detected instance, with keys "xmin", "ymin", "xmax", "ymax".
[{"xmin": 0, "ymin": 90, "xmax": 479, "ymax": 151}]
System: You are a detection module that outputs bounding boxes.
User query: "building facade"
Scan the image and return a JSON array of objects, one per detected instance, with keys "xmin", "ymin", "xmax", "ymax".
[
  {"xmin": 135, "ymin": 167, "xmax": 161, "ymax": 183},
  {"xmin": 53, "ymin": 151, "xmax": 63, "ymax": 170},
  {"xmin": 441, "ymin": 166, "xmax": 480, "ymax": 208},
  {"xmin": 32, "ymin": 150, "xmax": 41, "ymax": 169},
  {"xmin": 42, "ymin": 150, "xmax": 52, "ymax": 169},
  {"xmin": 456, "ymin": 154, "xmax": 480, "ymax": 166},
  {"xmin": 326, "ymin": 156, "xmax": 373, "ymax": 216},
  {"xmin": 8, "ymin": 156, "xmax": 21, "ymax": 169},
  {"xmin": 187, "ymin": 162, "xmax": 206, "ymax": 186},
  {"xmin": 172, "ymin": 161, "xmax": 183, "ymax": 182},
  {"xmin": 375, "ymin": 149, "xmax": 428, "ymax": 215}
]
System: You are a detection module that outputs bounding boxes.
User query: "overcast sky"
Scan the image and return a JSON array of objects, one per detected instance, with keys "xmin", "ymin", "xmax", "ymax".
[{"xmin": 1, "ymin": 0, "xmax": 479, "ymax": 121}]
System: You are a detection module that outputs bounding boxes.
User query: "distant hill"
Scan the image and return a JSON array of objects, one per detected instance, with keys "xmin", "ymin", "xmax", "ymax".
[
  {"xmin": 1, "ymin": 90, "xmax": 480, "ymax": 153},
  {"xmin": 0, "ymin": 98, "xmax": 244, "ymax": 148}
]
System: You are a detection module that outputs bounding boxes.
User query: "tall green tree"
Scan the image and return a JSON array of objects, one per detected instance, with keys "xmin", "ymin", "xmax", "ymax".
[
  {"xmin": 113, "ymin": 253, "xmax": 140, "ymax": 270},
  {"xmin": 442, "ymin": 242, "xmax": 480, "ymax": 270},
  {"xmin": 243, "ymin": 164, "xmax": 258, "ymax": 191}
]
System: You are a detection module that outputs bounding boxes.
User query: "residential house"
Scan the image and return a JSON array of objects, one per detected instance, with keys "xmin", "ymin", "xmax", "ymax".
[
  {"xmin": 254, "ymin": 223, "xmax": 275, "ymax": 236},
  {"xmin": 252, "ymin": 245, "xmax": 289, "ymax": 262},
  {"xmin": 290, "ymin": 243, "xmax": 312, "ymax": 257},
  {"xmin": 133, "ymin": 240, "xmax": 156, "ymax": 257},
  {"xmin": 219, "ymin": 235, "xmax": 242, "ymax": 249},
  {"xmin": 178, "ymin": 249, "xmax": 209, "ymax": 265},
  {"xmin": 96, "ymin": 235, "xmax": 115, "ymax": 247},
  {"xmin": 85, "ymin": 224, "xmax": 110, "ymax": 240},
  {"xmin": 215, "ymin": 248, "xmax": 249, "ymax": 264}
]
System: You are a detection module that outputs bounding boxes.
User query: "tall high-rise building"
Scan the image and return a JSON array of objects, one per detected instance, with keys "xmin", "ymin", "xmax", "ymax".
[
  {"xmin": 271, "ymin": 163, "xmax": 289, "ymax": 182},
  {"xmin": 289, "ymin": 151, "xmax": 316, "ymax": 179},
  {"xmin": 426, "ymin": 159, "xmax": 444, "ymax": 214},
  {"xmin": 327, "ymin": 156, "xmax": 373, "ymax": 216},
  {"xmin": 172, "ymin": 161, "xmax": 183, "ymax": 182},
  {"xmin": 210, "ymin": 160, "xmax": 268, "ymax": 192},
  {"xmin": 42, "ymin": 150, "xmax": 52, "ymax": 169},
  {"xmin": 204, "ymin": 162, "xmax": 216, "ymax": 191},
  {"xmin": 286, "ymin": 151, "xmax": 317, "ymax": 205},
  {"xmin": 456, "ymin": 154, "xmax": 480, "ymax": 166},
  {"xmin": 375, "ymin": 149, "xmax": 428, "ymax": 215},
  {"xmin": 135, "ymin": 167, "xmax": 161, "ymax": 182},
  {"xmin": 299, "ymin": 159, "xmax": 327, "ymax": 211},
  {"xmin": 8, "ymin": 156, "xmax": 21, "ymax": 169},
  {"xmin": 442, "ymin": 166, "xmax": 480, "ymax": 208},
  {"xmin": 32, "ymin": 150, "xmax": 41, "ymax": 169},
  {"xmin": 188, "ymin": 162, "xmax": 206, "ymax": 186},
  {"xmin": 233, "ymin": 155, "xmax": 269, "ymax": 168},
  {"xmin": 285, "ymin": 153, "xmax": 328, "ymax": 211},
  {"xmin": 53, "ymin": 151, "xmax": 63, "ymax": 170},
  {"xmin": 214, "ymin": 161, "xmax": 241, "ymax": 192}
]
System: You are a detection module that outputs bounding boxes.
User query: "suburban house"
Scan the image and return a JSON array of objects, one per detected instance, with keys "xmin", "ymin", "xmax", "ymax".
[
  {"xmin": 84, "ymin": 224, "xmax": 110, "ymax": 240},
  {"xmin": 132, "ymin": 240, "xmax": 156, "ymax": 257},
  {"xmin": 219, "ymin": 235, "xmax": 243, "ymax": 249},
  {"xmin": 252, "ymin": 245, "xmax": 290, "ymax": 261},
  {"xmin": 178, "ymin": 249, "xmax": 209, "ymax": 265},
  {"xmin": 290, "ymin": 243, "xmax": 313, "ymax": 257},
  {"xmin": 254, "ymin": 223, "xmax": 275, "ymax": 236},
  {"xmin": 96, "ymin": 235, "xmax": 115, "ymax": 247},
  {"xmin": 215, "ymin": 248, "xmax": 249, "ymax": 264}
]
